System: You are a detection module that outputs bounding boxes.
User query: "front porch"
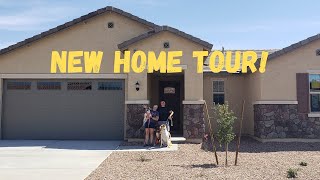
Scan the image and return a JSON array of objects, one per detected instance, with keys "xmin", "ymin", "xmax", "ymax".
[{"xmin": 125, "ymin": 71, "xmax": 205, "ymax": 141}]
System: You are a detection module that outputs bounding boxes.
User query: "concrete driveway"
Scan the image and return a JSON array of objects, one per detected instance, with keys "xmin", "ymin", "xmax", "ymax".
[{"xmin": 0, "ymin": 140, "xmax": 121, "ymax": 180}]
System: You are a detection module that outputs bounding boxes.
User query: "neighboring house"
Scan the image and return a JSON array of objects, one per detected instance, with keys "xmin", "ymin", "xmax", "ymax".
[{"xmin": 0, "ymin": 6, "xmax": 319, "ymax": 141}]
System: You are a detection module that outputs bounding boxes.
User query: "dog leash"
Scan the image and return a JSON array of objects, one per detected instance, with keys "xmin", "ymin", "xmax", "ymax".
[{"xmin": 168, "ymin": 111, "xmax": 174, "ymax": 126}]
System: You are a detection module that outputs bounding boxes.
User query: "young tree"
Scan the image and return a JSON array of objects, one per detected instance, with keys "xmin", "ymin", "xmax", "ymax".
[{"xmin": 214, "ymin": 103, "xmax": 236, "ymax": 166}]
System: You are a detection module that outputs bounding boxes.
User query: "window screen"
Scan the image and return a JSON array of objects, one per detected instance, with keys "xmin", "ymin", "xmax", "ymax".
[
  {"xmin": 98, "ymin": 81, "xmax": 122, "ymax": 90},
  {"xmin": 67, "ymin": 82, "xmax": 92, "ymax": 90},
  {"xmin": 7, "ymin": 81, "xmax": 31, "ymax": 90},
  {"xmin": 37, "ymin": 82, "xmax": 61, "ymax": 90}
]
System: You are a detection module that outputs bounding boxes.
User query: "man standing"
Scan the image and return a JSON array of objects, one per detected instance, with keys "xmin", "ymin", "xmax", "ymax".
[{"xmin": 158, "ymin": 100, "xmax": 173, "ymax": 132}]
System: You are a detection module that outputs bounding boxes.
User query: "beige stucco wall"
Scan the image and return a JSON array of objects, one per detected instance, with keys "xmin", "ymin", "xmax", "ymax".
[
  {"xmin": 260, "ymin": 39, "xmax": 320, "ymax": 100},
  {"xmin": 0, "ymin": 12, "xmax": 152, "ymax": 74},
  {"xmin": 203, "ymin": 73, "xmax": 248, "ymax": 134},
  {"xmin": 243, "ymin": 73, "xmax": 262, "ymax": 135},
  {"xmin": 0, "ymin": 12, "xmax": 153, "ymax": 102},
  {"xmin": 126, "ymin": 31, "xmax": 205, "ymax": 101},
  {"xmin": 240, "ymin": 39, "xmax": 320, "ymax": 135}
]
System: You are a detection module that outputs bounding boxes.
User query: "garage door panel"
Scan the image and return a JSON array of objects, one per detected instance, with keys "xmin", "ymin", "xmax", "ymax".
[{"xmin": 3, "ymin": 79, "xmax": 124, "ymax": 140}]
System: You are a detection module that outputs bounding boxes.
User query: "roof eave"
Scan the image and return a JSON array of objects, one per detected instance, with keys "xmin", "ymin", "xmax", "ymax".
[
  {"xmin": 118, "ymin": 25, "xmax": 213, "ymax": 51},
  {"xmin": 267, "ymin": 33, "xmax": 320, "ymax": 61}
]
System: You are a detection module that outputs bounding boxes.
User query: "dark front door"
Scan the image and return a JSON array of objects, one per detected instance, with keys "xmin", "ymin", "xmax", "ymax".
[{"xmin": 159, "ymin": 81, "xmax": 182, "ymax": 135}]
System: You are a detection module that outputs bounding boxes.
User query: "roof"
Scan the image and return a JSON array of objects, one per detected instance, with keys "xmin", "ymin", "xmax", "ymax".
[
  {"xmin": 0, "ymin": 6, "xmax": 159, "ymax": 56},
  {"xmin": 203, "ymin": 49, "xmax": 278, "ymax": 73},
  {"xmin": 118, "ymin": 26, "xmax": 213, "ymax": 51},
  {"xmin": 268, "ymin": 33, "xmax": 320, "ymax": 60}
]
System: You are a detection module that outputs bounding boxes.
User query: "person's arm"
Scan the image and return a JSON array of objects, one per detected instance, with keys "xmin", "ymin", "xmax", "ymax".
[{"xmin": 152, "ymin": 114, "xmax": 159, "ymax": 121}]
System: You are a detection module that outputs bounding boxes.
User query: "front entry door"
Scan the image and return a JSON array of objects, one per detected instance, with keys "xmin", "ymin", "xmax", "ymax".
[{"xmin": 159, "ymin": 81, "xmax": 182, "ymax": 135}]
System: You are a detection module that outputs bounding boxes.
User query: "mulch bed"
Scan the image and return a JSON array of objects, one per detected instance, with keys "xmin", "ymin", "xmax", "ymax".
[{"xmin": 86, "ymin": 137, "xmax": 320, "ymax": 180}]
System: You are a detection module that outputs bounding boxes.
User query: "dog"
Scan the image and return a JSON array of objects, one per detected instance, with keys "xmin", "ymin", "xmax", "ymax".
[{"xmin": 159, "ymin": 124, "xmax": 172, "ymax": 148}]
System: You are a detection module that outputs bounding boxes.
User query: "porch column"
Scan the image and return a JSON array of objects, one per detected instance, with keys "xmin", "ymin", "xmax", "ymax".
[
  {"xmin": 182, "ymin": 101, "xmax": 205, "ymax": 142},
  {"xmin": 125, "ymin": 71, "xmax": 149, "ymax": 139},
  {"xmin": 183, "ymin": 66, "xmax": 205, "ymax": 142}
]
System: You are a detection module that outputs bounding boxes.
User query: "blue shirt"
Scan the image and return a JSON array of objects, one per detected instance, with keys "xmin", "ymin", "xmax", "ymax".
[{"xmin": 151, "ymin": 110, "xmax": 159, "ymax": 118}]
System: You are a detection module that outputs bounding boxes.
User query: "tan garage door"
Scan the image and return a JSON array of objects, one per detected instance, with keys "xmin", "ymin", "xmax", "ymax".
[{"xmin": 2, "ymin": 79, "xmax": 124, "ymax": 140}]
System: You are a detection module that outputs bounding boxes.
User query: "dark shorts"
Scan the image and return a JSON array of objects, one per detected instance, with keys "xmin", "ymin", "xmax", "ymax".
[
  {"xmin": 145, "ymin": 120, "xmax": 156, "ymax": 129},
  {"xmin": 158, "ymin": 120, "xmax": 170, "ymax": 132}
]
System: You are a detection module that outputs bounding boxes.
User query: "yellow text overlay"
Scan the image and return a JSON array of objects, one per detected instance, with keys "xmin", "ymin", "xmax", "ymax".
[{"xmin": 50, "ymin": 50, "xmax": 268, "ymax": 73}]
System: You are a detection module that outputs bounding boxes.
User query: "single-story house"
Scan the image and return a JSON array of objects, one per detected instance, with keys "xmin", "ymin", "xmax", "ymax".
[{"xmin": 0, "ymin": 6, "xmax": 319, "ymax": 141}]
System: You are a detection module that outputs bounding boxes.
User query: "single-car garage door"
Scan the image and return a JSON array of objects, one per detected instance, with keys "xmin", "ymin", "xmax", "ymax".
[{"xmin": 2, "ymin": 79, "xmax": 124, "ymax": 140}]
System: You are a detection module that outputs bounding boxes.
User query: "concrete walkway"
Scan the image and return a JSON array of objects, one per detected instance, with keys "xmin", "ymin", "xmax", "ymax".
[
  {"xmin": 117, "ymin": 137, "xmax": 184, "ymax": 152},
  {"xmin": 0, "ymin": 140, "xmax": 121, "ymax": 180},
  {"xmin": 116, "ymin": 143, "xmax": 178, "ymax": 151}
]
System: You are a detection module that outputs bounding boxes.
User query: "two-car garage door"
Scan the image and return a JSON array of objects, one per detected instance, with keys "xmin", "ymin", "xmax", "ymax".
[{"xmin": 2, "ymin": 79, "xmax": 124, "ymax": 140}]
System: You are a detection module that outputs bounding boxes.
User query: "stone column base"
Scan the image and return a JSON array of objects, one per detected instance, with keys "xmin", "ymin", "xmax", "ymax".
[
  {"xmin": 183, "ymin": 104, "xmax": 205, "ymax": 139},
  {"xmin": 126, "ymin": 104, "xmax": 148, "ymax": 139}
]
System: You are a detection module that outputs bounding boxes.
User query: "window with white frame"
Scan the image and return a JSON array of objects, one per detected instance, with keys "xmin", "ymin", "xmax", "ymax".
[
  {"xmin": 310, "ymin": 74, "xmax": 320, "ymax": 112},
  {"xmin": 213, "ymin": 80, "xmax": 225, "ymax": 105}
]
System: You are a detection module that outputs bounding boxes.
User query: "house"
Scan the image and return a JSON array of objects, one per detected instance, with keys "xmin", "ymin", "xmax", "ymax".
[{"xmin": 0, "ymin": 6, "xmax": 319, "ymax": 141}]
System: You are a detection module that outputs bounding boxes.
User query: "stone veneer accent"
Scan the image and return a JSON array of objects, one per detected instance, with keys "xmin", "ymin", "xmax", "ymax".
[
  {"xmin": 183, "ymin": 104, "xmax": 205, "ymax": 139},
  {"xmin": 126, "ymin": 104, "xmax": 147, "ymax": 138},
  {"xmin": 254, "ymin": 104, "xmax": 320, "ymax": 139}
]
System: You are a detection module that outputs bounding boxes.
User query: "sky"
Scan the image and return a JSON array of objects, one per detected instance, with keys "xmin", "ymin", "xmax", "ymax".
[{"xmin": 0, "ymin": 0, "xmax": 320, "ymax": 50}]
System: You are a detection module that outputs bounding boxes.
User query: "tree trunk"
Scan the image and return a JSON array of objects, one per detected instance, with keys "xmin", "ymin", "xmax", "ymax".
[{"xmin": 225, "ymin": 143, "xmax": 228, "ymax": 167}]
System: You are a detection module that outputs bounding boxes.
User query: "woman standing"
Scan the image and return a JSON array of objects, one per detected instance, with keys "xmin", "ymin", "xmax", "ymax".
[{"xmin": 144, "ymin": 105, "xmax": 159, "ymax": 147}]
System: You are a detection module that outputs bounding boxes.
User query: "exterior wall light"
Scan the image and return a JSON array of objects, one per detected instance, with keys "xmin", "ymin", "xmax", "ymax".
[{"xmin": 135, "ymin": 81, "xmax": 140, "ymax": 91}]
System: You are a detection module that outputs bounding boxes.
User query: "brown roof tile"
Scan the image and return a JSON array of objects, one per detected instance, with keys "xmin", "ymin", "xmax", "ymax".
[{"xmin": 118, "ymin": 26, "xmax": 213, "ymax": 50}]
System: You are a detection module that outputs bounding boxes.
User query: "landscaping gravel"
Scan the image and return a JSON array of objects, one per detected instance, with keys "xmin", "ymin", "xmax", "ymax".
[{"xmin": 86, "ymin": 137, "xmax": 320, "ymax": 180}]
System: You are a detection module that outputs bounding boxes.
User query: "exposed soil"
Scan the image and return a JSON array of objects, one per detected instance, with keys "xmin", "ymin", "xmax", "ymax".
[{"xmin": 86, "ymin": 137, "xmax": 320, "ymax": 180}]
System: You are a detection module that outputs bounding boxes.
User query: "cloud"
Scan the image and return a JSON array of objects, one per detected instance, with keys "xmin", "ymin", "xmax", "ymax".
[
  {"xmin": 0, "ymin": 1, "xmax": 77, "ymax": 31},
  {"xmin": 0, "ymin": 0, "xmax": 165, "ymax": 32},
  {"xmin": 108, "ymin": 0, "xmax": 166, "ymax": 7},
  {"xmin": 189, "ymin": 18, "xmax": 320, "ymax": 34},
  {"xmin": 0, "ymin": 41, "xmax": 15, "ymax": 49},
  {"xmin": 0, "ymin": 0, "xmax": 45, "ymax": 8}
]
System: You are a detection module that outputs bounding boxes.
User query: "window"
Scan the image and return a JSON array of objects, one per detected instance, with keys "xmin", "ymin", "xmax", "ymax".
[
  {"xmin": 310, "ymin": 74, "xmax": 320, "ymax": 112},
  {"xmin": 98, "ymin": 81, "xmax": 122, "ymax": 90},
  {"xmin": 213, "ymin": 80, "xmax": 224, "ymax": 105},
  {"xmin": 7, "ymin": 81, "xmax": 31, "ymax": 90},
  {"xmin": 37, "ymin": 82, "xmax": 61, "ymax": 90},
  {"xmin": 67, "ymin": 82, "xmax": 92, "ymax": 90}
]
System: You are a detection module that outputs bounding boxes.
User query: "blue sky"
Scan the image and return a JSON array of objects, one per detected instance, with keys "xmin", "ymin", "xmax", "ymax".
[{"xmin": 0, "ymin": 0, "xmax": 320, "ymax": 50}]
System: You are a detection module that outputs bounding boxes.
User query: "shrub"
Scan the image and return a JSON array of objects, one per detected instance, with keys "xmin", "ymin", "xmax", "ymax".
[
  {"xmin": 214, "ymin": 103, "xmax": 236, "ymax": 166},
  {"xmin": 139, "ymin": 154, "xmax": 151, "ymax": 162},
  {"xmin": 287, "ymin": 168, "xmax": 298, "ymax": 178},
  {"xmin": 299, "ymin": 161, "xmax": 307, "ymax": 166}
]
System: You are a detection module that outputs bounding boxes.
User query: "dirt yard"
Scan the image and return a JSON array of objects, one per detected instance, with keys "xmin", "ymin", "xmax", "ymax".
[{"xmin": 86, "ymin": 137, "xmax": 320, "ymax": 180}]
